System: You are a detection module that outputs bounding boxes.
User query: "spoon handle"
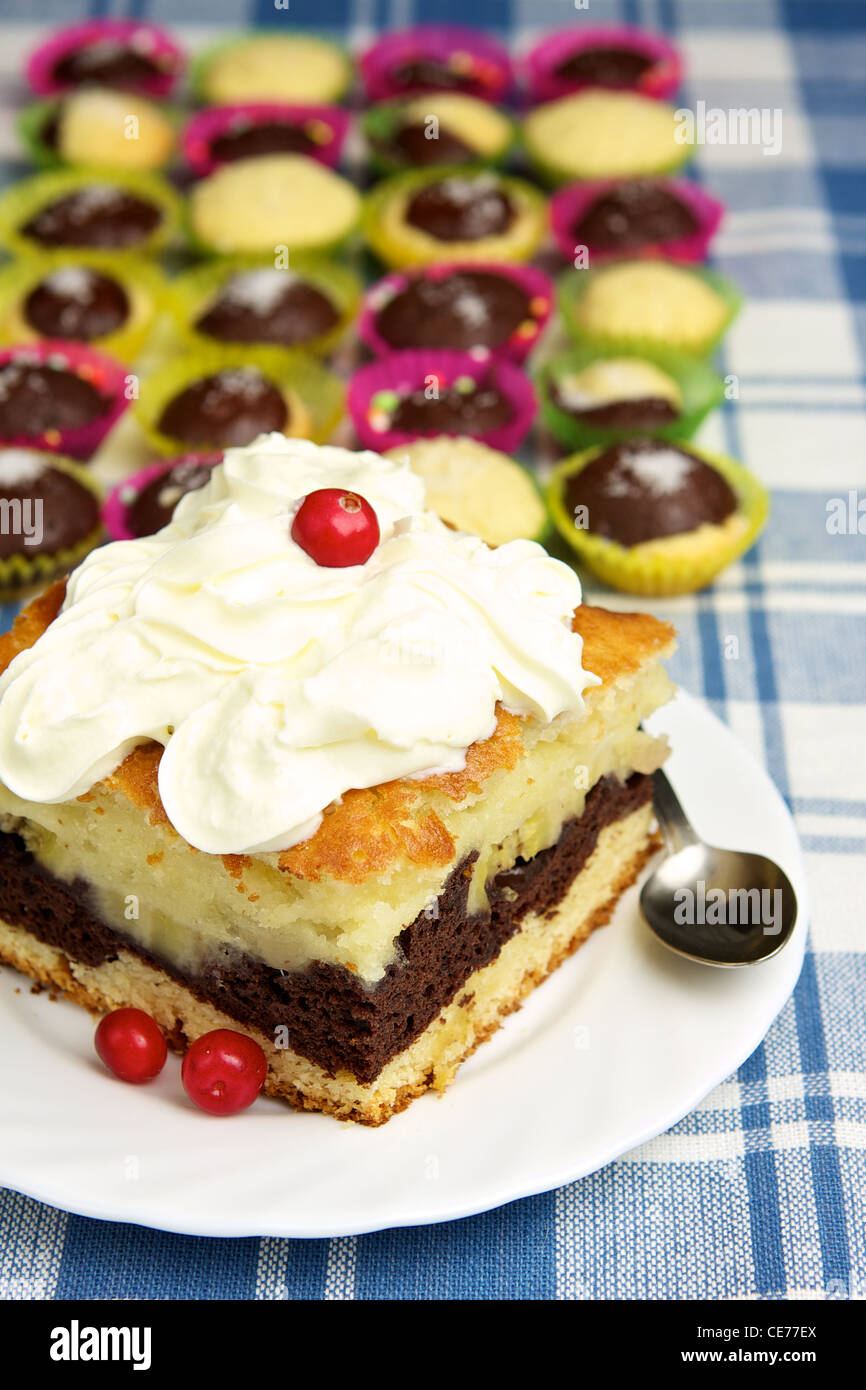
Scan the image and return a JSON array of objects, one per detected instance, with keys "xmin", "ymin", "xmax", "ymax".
[{"xmin": 652, "ymin": 767, "xmax": 699, "ymax": 854}]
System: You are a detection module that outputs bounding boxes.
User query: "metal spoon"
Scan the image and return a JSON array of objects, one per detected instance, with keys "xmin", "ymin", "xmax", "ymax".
[{"xmin": 639, "ymin": 767, "xmax": 798, "ymax": 967}]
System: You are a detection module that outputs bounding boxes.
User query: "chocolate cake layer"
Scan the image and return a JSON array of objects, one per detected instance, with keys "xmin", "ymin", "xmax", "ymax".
[{"xmin": 0, "ymin": 771, "xmax": 652, "ymax": 1083}]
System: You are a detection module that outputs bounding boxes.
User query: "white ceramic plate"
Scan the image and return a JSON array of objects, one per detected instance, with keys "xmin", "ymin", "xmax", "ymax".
[{"xmin": 0, "ymin": 691, "xmax": 807, "ymax": 1238}]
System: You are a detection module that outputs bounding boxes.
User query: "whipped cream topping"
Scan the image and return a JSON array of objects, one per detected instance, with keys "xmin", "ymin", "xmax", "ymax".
[{"xmin": 0, "ymin": 435, "xmax": 598, "ymax": 854}]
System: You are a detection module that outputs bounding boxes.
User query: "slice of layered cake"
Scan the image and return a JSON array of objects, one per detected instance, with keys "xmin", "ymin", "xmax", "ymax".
[{"xmin": 0, "ymin": 435, "xmax": 675, "ymax": 1124}]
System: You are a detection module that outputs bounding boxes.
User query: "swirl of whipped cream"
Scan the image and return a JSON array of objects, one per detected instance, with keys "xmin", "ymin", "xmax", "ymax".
[{"xmin": 0, "ymin": 436, "xmax": 599, "ymax": 854}]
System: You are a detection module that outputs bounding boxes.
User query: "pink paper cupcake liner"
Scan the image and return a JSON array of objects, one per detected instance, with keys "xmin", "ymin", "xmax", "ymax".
[
  {"xmin": 551, "ymin": 178, "xmax": 725, "ymax": 265},
  {"xmin": 359, "ymin": 262, "xmax": 555, "ymax": 364},
  {"xmin": 523, "ymin": 26, "xmax": 682, "ymax": 105},
  {"xmin": 103, "ymin": 453, "xmax": 222, "ymax": 541},
  {"xmin": 348, "ymin": 349, "xmax": 536, "ymax": 454},
  {"xmin": 0, "ymin": 341, "xmax": 130, "ymax": 460},
  {"xmin": 360, "ymin": 26, "xmax": 512, "ymax": 104},
  {"xmin": 26, "ymin": 20, "xmax": 185, "ymax": 99},
  {"xmin": 181, "ymin": 104, "xmax": 352, "ymax": 177}
]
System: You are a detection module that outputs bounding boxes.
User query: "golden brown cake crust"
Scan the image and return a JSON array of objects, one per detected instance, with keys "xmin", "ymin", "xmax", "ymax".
[{"xmin": 0, "ymin": 582, "xmax": 674, "ymax": 884}]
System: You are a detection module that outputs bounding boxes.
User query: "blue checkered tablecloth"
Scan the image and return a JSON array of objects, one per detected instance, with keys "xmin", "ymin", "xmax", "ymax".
[{"xmin": 0, "ymin": 0, "xmax": 864, "ymax": 1302}]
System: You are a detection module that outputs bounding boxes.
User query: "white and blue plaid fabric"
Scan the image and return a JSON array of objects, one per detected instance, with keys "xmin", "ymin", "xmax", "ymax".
[{"xmin": 0, "ymin": 0, "xmax": 864, "ymax": 1301}]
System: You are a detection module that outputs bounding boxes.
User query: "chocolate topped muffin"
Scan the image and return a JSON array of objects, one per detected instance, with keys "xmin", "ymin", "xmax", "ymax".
[
  {"xmin": 385, "ymin": 121, "xmax": 475, "ymax": 167},
  {"xmin": 209, "ymin": 119, "xmax": 318, "ymax": 163},
  {"xmin": 549, "ymin": 358, "xmax": 683, "ymax": 435},
  {"xmin": 195, "ymin": 270, "xmax": 340, "ymax": 349},
  {"xmin": 564, "ymin": 438, "xmax": 737, "ymax": 548},
  {"xmin": 386, "ymin": 373, "xmax": 515, "ymax": 438},
  {"xmin": 574, "ymin": 180, "xmax": 698, "ymax": 253},
  {"xmin": 21, "ymin": 184, "xmax": 162, "ymax": 250},
  {"xmin": 375, "ymin": 270, "xmax": 530, "ymax": 352},
  {"xmin": 0, "ymin": 448, "xmax": 100, "ymax": 561},
  {"xmin": 0, "ymin": 360, "xmax": 110, "ymax": 438},
  {"xmin": 24, "ymin": 265, "xmax": 130, "ymax": 341},
  {"xmin": 553, "ymin": 386, "xmax": 679, "ymax": 433},
  {"xmin": 157, "ymin": 368, "xmax": 289, "ymax": 448},
  {"xmin": 126, "ymin": 457, "xmax": 219, "ymax": 537},
  {"xmin": 51, "ymin": 40, "xmax": 164, "ymax": 92},
  {"xmin": 556, "ymin": 46, "xmax": 653, "ymax": 88},
  {"xmin": 389, "ymin": 57, "xmax": 475, "ymax": 93},
  {"xmin": 406, "ymin": 174, "xmax": 515, "ymax": 242}
]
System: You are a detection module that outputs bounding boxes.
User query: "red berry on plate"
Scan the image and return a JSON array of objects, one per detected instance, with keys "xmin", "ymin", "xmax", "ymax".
[
  {"xmin": 291, "ymin": 488, "xmax": 380, "ymax": 567},
  {"xmin": 94, "ymin": 1008, "xmax": 167, "ymax": 1084},
  {"xmin": 181, "ymin": 1029, "xmax": 267, "ymax": 1116}
]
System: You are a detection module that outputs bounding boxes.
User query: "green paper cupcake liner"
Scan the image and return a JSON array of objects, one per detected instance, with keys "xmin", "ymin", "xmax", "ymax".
[
  {"xmin": 537, "ymin": 342, "xmax": 726, "ymax": 452},
  {"xmin": 0, "ymin": 251, "xmax": 170, "ymax": 362},
  {"xmin": 190, "ymin": 32, "xmax": 354, "ymax": 106},
  {"xmin": 134, "ymin": 344, "xmax": 345, "ymax": 456},
  {"xmin": 0, "ymin": 168, "xmax": 183, "ymax": 259},
  {"xmin": 362, "ymin": 166, "xmax": 548, "ymax": 270},
  {"xmin": 558, "ymin": 263, "xmax": 742, "ymax": 359},
  {"xmin": 547, "ymin": 444, "xmax": 769, "ymax": 596},
  {"xmin": 361, "ymin": 98, "xmax": 516, "ymax": 177},
  {"xmin": 165, "ymin": 253, "xmax": 362, "ymax": 357},
  {"xmin": 18, "ymin": 96, "xmax": 179, "ymax": 174},
  {"xmin": 17, "ymin": 99, "xmax": 65, "ymax": 169},
  {"xmin": 0, "ymin": 453, "xmax": 104, "ymax": 600}
]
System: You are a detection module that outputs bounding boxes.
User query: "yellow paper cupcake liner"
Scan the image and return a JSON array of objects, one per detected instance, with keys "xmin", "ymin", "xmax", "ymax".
[
  {"xmin": 548, "ymin": 444, "xmax": 769, "ymax": 596},
  {"xmin": 134, "ymin": 345, "xmax": 345, "ymax": 456},
  {"xmin": 166, "ymin": 253, "xmax": 362, "ymax": 357},
  {"xmin": 0, "ymin": 251, "xmax": 170, "ymax": 363},
  {"xmin": 0, "ymin": 453, "xmax": 104, "ymax": 600},
  {"xmin": 0, "ymin": 168, "xmax": 183, "ymax": 259},
  {"xmin": 362, "ymin": 167, "xmax": 548, "ymax": 269}
]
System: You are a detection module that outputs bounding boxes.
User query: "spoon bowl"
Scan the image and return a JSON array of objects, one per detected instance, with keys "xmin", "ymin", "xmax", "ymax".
[{"xmin": 640, "ymin": 769, "xmax": 799, "ymax": 967}]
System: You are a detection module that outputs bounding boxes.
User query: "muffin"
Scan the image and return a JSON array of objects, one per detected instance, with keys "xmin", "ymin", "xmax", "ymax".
[
  {"xmin": 524, "ymin": 26, "xmax": 681, "ymax": 104},
  {"xmin": 559, "ymin": 260, "xmax": 741, "ymax": 357},
  {"xmin": 363, "ymin": 167, "xmax": 546, "ymax": 269},
  {"xmin": 0, "ymin": 448, "xmax": 103, "ymax": 597},
  {"xmin": 20, "ymin": 89, "xmax": 176, "ymax": 173},
  {"xmin": 0, "ymin": 169, "xmax": 182, "ymax": 258},
  {"xmin": 182, "ymin": 103, "xmax": 350, "ymax": 176},
  {"xmin": 362, "ymin": 94, "xmax": 514, "ymax": 174},
  {"xmin": 360, "ymin": 261, "xmax": 552, "ymax": 362},
  {"xmin": 548, "ymin": 437, "xmax": 769, "ymax": 595},
  {"xmin": 135, "ymin": 346, "xmax": 344, "ymax": 455},
  {"xmin": 168, "ymin": 255, "xmax": 360, "ymax": 357},
  {"xmin": 103, "ymin": 454, "xmax": 222, "ymax": 540},
  {"xmin": 188, "ymin": 154, "xmax": 360, "ymax": 256},
  {"xmin": 193, "ymin": 33, "xmax": 352, "ymax": 105},
  {"xmin": 0, "ymin": 252, "xmax": 166, "ymax": 362},
  {"xmin": 348, "ymin": 349, "xmax": 536, "ymax": 453},
  {"xmin": 26, "ymin": 20, "xmax": 184, "ymax": 98},
  {"xmin": 385, "ymin": 435, "xmax": 548, "ymax": 546},
  {"xmin": 0, "ymin": 341, "xmax": 129, "ymax": 459},
  {"xmin": 551, "ymin": 178, "xmax": 724, "ymax": 265},
  {"xmin": 360, "ymin": 25, "xmax": 511, "ymax": 103},
  {"xmin": 538, "ymin": 344, "xmax": 725, "ymax": 450},
  {"xmin": 523, "ymin": 90, "xmax": 691, "ymax": 184}
]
